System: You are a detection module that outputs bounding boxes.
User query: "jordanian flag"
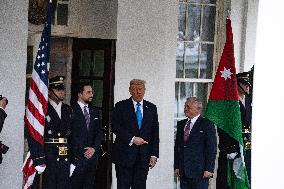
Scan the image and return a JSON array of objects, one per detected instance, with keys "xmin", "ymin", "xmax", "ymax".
[{"xmin": 205, "ymin": 18, "xmax": 250, "ymax": 189}]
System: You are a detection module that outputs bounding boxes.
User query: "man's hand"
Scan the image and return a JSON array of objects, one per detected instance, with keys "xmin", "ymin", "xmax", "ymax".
[
  {"xmin": 149, "ymin": 156, "xmax": 157, "ymax": 169},
  {"xmin": 203, "ymin": 171, "xmax": 213, "ymax": 178},
  {"xmin": 35, "ymin": 164, "xmax": 46, "ymax": 174},
  {"xmin": 227, "ymin": 152, "xmax": 238, "ymax": 160},
  {"xmin": 133, "ymin": 137, "xmax": 148, "ymax": 146},
  {"xmin": 84, "ymin": 147, "xmax": 95, "ymax": 159},
  {"xmin": 175, "ymin": 169, "xmax": 181, "ymax": 177}
]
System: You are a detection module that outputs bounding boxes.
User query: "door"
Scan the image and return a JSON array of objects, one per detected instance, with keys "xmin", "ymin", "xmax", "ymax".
[{"xmin": 71, "ymin": 38, "xmax": 115, "ymax": 189}]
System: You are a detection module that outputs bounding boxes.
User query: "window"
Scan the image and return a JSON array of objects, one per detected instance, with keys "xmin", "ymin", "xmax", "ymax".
[
  {"xmin": 52, "ymin": 0, "xmax": 70, "ymax": 26},
  {"xmin": 175, "ymin": 0, "xmax": 216, "ymax": 120},
  {"xmin": 174, "ymin": 1, "xmax": 217, "ymax": 187}
]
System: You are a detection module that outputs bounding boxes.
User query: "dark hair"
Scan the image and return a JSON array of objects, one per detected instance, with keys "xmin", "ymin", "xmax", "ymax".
[
  {"xmin": 0, "ymin": 95, "xmax": 8, "ymax": 105},
  {"xmin": 77, "ymin": 82, "xmax": 92, "ymax": 95}
]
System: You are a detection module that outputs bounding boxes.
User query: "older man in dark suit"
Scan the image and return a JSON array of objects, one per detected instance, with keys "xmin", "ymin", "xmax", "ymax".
[
  {"xmin": 174, "ymin": 97, "xmax": 217, "ymax": 189},
  {"xmin": 70, "ymin": 83, "xmax": 103, "ymax": 189},
  {"xmin": 112, "ymin": 79, "xmax": 159, "ymax": 189}
]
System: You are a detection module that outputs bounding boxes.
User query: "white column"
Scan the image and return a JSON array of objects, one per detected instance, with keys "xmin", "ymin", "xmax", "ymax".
[
  {"xmin": 0, "ymin": 0, "xmax": 28, "ymax": 188},
  {"xmin": 113, "ymin": 0, "xmax": 177, "ymax": 188},
  {"xmin": 253, "ymin": 0, "xmax": 284, "ymax": 188}
]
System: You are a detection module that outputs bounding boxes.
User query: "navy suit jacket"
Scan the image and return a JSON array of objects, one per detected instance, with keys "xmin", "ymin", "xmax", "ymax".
[
  {"xmin": 70, "ymin": 103, "xmax": 103, "ymax": 163},
  {"xmin": 174, "ymin": 116, "xmax": 217, "ymax": 178},
  {"xmin": 0, "ymin": 108, "xmax": 7, "ymax": 134},
  {"xmin": 111, "ymin": 98, "xmax": 159, "ymax": 168}
]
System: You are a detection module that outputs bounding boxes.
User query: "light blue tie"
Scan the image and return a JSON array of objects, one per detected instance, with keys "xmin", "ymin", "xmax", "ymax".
[{"xmin": 136, "ymin": 102, "xmax": 142, "ymax": 129}]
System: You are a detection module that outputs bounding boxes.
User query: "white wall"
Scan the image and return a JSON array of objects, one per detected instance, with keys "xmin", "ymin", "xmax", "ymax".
[
  {"xmin": 231, "ymin": 0, "xmax": 259, "ymax": 72},
  {"xmin": 113, "ymin": 0, "xmax": 177, "ymax": 188},
  {"xmin": 52, "ymin": 0, "xmax": 118, "ymax": 39},
  {"xmin": 0, "ymin": 1, "xmax": 28, "ymax": 188}
]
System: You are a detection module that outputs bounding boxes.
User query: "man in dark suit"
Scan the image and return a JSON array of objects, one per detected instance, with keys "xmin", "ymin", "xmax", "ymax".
[
  {"xmin": 70, "ymin": 83, "xmax": 103, "ymax": 189},
  {"xmin": 174, "ymin": 97, "xmax": 217, "ymax": 189},
  {"xmin": 0, "ymin": 95, "xmax": 9, "ymax": 164},
  {"xmin": 112, "ymin": 79, "xmax": 159, "ymax": 189},
  {"xmin": 28, "ymin": 76, "xmax": 73, "ymax": 189},
  {"xmin": 237, "ymin": 72, "xmax": 252, "ymax": 184}
]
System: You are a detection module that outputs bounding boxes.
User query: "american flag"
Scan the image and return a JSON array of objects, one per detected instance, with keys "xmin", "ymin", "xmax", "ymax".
[{"xmin": 22, "ymin": 1, "xmax": 52, "ymax": 188}]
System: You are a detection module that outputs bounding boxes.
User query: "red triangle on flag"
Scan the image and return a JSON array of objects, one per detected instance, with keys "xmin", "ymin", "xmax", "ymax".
[{"xmin": 209, "ymin": 18, "xmax": 239, "ymax": 101}]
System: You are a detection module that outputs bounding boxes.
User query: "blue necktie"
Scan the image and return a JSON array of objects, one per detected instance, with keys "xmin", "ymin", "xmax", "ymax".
[{"xmin": 136, "ymin": 102, "xmax": 142, "ymax": 129}]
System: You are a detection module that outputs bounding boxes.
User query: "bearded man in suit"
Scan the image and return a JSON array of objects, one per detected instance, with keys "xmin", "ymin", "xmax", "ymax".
[{"xmin": 174, "ymin": 97, "xmax": 217, "ymax": 189}]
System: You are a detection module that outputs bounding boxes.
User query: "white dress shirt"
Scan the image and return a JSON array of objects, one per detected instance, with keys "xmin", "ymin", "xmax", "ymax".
[
  {"xmin": 184, "ymin": 114, "xmax": 200, "ymax": 135},
  {"xmin": 77, "ymin": 101, "xmax": 89, "ymax": 114},
  {"xmin": 132, "ymin": 99, "xmax": 143, "ymax": 117},
  {"xmin": 49, "ymin": 98, "xmax": 62, "ymax": 119}
]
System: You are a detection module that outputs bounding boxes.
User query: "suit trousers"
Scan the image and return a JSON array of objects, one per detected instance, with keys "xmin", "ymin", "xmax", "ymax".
[
  {"xmin": 216, "ymin": 152, "xmax": 231, "ymax": 189},
  {"xmin": 180, "ymin": 176, "xmax": 209, "ymax": 189},
  {"xmin": 32, "ymin": 160, "xmax": 71, "ymax": 189},
  {"xmin": 71, "ymin": 157, "xmax": 98, "ymax": 189},
  {"xmin": 115, "ymin": 163, "xmax": 149, "ymax": 189}
]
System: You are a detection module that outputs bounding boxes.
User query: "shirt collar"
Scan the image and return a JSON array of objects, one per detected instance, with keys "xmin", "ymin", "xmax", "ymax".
[
  {"xmin": 132, "ymin": 98, "xmax": 143, "ymax": 107},
  {"xmin": 188, "ymin": 114, "xmax": 200, "ymax": 125},
  {"xmin": 77, "ymin": 100, "xmax": 88, "ymax": 109},
  {"xmin": 49, "ymin": 98, "xmax": 62, "ymax": 108}
]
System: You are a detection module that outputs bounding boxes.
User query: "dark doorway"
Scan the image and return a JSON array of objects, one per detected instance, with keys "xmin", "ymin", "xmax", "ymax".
[{"xmin": 71, "ymin": 38, "xmax": 115, "ymax": 189}]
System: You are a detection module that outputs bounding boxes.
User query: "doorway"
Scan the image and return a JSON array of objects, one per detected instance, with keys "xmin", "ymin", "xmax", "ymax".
[{"xmin": 71, "ymin": 38, "xmax": 115, "ymax": 189}]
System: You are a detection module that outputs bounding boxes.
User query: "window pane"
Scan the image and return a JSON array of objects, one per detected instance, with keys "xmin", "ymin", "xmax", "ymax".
[
  {"xmin": 178, "ymin": 82, "xmax": 194, "ymax": 117},
  {"xmin": 188, "ymin": 0, "xmax": 201, "ymax": 3},
  {"xmin": 184, "ymin": 43, "xmax": 199, "ymax": 78},
  {"xmin": 201, "ymin": 5, "xmax": 216, "ymax": 41},
  {"xmin": 57, "ymin": 4, "xmax": 68, "ymax": 25},
  {"xmin": 178, "ymin": 3, "xmax": 186, "ymax": 40},
  {"xmin": 92, "ymin": 80, "xmax": 103, "ymax": 108},
  {"xmin": 200, "ymin": 44, "xmax": 214, "ymax": 79},
  {"xmin": 79, "ymin": 50, "xmax": 92, "ymax": 76},
  {"xmin": 175, "ymin": 82, "xmax": 209, "ymax": 117},
  {"xmin": 195, "ymin": 82, "xmax": 209, "ymax": 115},
  {"xmin": 187, "ymin": 4, "xmax": 201, "ymax": 41},
  {"xmin": 176, "ymin": 41, "xmax": 184, "ymax": 78},
  {"xmin": 175, "ymin": 83, "xmax": 179, "ymax": 118},
  {"xmin": 202, "ymin": 0, "xmax": 216, "ymax": 4},
  {"xmin": 93, "ymin": 50, "xmax": 104, "ymax": 77}
]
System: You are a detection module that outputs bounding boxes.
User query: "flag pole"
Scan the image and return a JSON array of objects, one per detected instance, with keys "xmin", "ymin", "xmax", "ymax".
[{"xmin": 227, "ymin": 9, "xmax": 231, "ymax": 19}]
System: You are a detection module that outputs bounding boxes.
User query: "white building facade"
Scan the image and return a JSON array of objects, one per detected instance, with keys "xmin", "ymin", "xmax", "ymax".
[{"xmin": 0, "ymin": 0, "xmax": 258, "ymax": 188}]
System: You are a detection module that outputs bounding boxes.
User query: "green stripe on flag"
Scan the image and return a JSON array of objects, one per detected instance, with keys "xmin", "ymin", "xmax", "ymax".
[{"xmin": 205, "ymin": 100, "xmax": 243, "ymax": 145}]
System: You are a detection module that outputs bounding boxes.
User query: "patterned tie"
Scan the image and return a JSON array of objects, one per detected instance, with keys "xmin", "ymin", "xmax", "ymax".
[
  {"xmin": 136, "ymin": 102, "xmax": 142, "ymax": 129},
  {"xmin": 184, "ymin": 119, "xmax": 191, "ymax": 142},
  {"xmin": 83, "ymin": 106, "xmax": 90, "ymax": 130}
]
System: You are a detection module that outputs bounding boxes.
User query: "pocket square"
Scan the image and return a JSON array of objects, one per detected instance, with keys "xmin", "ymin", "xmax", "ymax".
[
  {"xmin": 199, "ymin": 131, "xmax": 204, "ymax": 133},
  {"xmin": 94, "ymin": 117, "xmax": 99, "ymax": 120}
]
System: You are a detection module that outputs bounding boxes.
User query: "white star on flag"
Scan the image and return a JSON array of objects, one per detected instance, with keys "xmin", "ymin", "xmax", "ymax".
[{"xmin": 220, "ymin": 67, "xmax": 232, "ymax": 80}]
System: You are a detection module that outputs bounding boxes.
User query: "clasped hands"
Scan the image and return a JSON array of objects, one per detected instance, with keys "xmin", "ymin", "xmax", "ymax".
[
  {"xmin": 84, "ymin": 147, "xmax": 95, "ymax": 159},
  {"xmin": 133, "ymin": 137, "xmax": 157, "ymax": 169}
]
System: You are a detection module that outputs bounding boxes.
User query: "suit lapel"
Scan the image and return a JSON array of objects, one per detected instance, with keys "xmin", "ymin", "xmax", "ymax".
[
  {"xmin": 127, "ymin": 98, "xmax": 140, "ymax": 132},
  {"xmin": 75, "ymin": 103, "xmax": 88, "ymax": 130},
  {"xmin": 48, "ymin": 103, "xmax": 61, "ymax": 122},
  {"xmin": 89, "ymin": 106, "xmax": 95, "ymax": 130},
  {"xmin": 189, "ymin": 116, "xmax": 202, "ymax": 136},
  {"xmin": 141, "ymin": 101, "xmax": 150, "ymax": 130}
]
